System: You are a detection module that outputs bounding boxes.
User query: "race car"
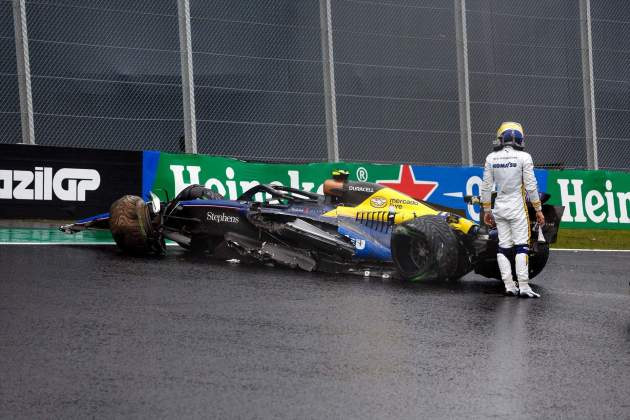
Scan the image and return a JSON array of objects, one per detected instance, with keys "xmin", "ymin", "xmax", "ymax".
[{"xmin": 60, "ymin": 178, "xmax": 564, "ymax": 281}]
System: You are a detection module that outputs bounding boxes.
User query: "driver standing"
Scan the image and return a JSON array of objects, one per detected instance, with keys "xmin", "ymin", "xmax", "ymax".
[{"xmin": 481, "ymin": 122, "xmax": 545, "ymax": 298}]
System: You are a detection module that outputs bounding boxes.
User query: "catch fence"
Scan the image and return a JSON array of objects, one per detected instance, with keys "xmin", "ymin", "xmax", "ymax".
[{"xmin": 1, "ymin": 0, "xmax": 629, "ymax": 169}]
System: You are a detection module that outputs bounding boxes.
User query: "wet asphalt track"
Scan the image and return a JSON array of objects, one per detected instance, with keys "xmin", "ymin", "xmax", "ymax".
[{"xmin": 1, "ymin": 245, "xmax": 629, "ymax": 419}]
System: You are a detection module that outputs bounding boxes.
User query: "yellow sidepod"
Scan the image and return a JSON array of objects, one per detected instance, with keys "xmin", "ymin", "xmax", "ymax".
[{"xmin": 323, "ymin": 186, "xmax": 476, "ymax": 235}]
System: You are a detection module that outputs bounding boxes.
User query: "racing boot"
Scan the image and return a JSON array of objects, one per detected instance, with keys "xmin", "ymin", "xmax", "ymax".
[
  {"xmin": 518, "ymin": 282, "xmax": 540, "ymax": 298},
  {"xmin": 497, "ymin": 251, "xmax": 518, "ymax": 296},
  {"xmin": 504, "ymin": 281, "xmax": 519, "ymax": 296},
  {"xmin": 514, "ymin": 246, "xmax": 540, "ymax": 298}
]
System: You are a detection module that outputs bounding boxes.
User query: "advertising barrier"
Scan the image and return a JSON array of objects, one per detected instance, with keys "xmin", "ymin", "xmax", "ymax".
[
  {"xmin": 144, "ymin": 151, "xmax": 629, "ymax": 228},
  {"xmin": 0, "ymin": 144, "xmax": 142, "ymax": 219},
  {"xmin": 546, "ymin": 170, "xmax": 630, "ymax": 229},
  {"xmin": 143, "ymin": 151, "xmax": 548, "ymax": 223},
  {"xmin": 2, "ymin": 145, "xmax": 628, "ymax": 227}
]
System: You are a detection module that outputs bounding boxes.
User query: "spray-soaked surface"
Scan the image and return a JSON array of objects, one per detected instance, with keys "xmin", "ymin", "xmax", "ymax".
[{"xmin": 1, "ymin": 245, "xmax": 628, "ymax": 419}]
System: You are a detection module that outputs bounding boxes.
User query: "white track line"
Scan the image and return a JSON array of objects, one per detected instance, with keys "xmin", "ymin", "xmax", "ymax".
[{"xmin": 551, "ymin": 248, "xmax": 630, "ymax": 252}]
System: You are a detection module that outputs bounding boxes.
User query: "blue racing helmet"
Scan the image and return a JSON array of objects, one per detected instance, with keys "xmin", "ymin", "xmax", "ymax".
[{"xmin": 496, "ymin": 121, "xmax": 524, "ymax": 150}]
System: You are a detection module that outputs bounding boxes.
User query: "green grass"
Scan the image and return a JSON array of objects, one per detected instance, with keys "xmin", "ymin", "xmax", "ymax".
[{"xmin": 552, "ymin": 228, "xmax": 630, "ymax": 250}]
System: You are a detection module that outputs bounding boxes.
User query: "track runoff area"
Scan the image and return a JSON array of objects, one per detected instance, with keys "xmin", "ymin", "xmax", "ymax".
[{"xmin": 1, "ymin": 228, "xmax": 629, "ymax": 418}]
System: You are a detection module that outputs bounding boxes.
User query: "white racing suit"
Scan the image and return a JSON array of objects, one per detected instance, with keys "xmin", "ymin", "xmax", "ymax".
[{"xmin": 481, "ymin": 146, "xmax": 542, "ymax": 286}]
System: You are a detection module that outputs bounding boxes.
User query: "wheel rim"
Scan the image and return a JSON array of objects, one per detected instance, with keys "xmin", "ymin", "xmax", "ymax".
[{"xmin": 409, "ymin": 236, "xmax": 430, "ymax": 272}]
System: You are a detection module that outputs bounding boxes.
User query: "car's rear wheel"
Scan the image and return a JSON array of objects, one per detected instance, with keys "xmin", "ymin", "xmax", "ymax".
[
  {"xmin": 174, "ymin": 184, "xmax": 224, "ymax": 201},
  {"xmin": 529, "ymin": 242, "xmax": 549, "ymax": 280},
  {"xmin": 391, "ymin": 215, "xmax": 461, "ymax": 280},
  {"xmin": 109, "ymin": 195, "xmax": 156, "ymax": 255},
  {"xmin": 164, "ymin": 184, "xmax": 225, "ymax": 217},
  {"xmin": 473, "ymin": 243, "xmax": 550, "ymax": 281}
]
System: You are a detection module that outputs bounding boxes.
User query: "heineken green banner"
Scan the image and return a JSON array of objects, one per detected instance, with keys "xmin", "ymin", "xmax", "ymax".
[
  {"xmin": 143, "ymin": 151, "xmax": 527, "ymax": 223},
  {"xmin": 143, "ymin": 150, "xmax": 402, "ymax": 201},
  {"xmin": 546, "ymin": 170, "xmax": 630, "ymax": 229},
  {"xmin": 143, "ymin": 151, "xmax": 630, "ymax": 229}
]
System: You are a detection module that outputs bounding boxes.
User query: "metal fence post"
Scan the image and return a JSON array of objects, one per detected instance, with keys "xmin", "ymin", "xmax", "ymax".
[
  {"xmin": 454, "ymin": 0, "xmax": 472, "ymax": 166},
  {"xmin": 319, "ymin": 0, "xmax": 339, "ymax": 163},
  {"xmin": 177, "ymin": 0, "xmax": 197, "ymax": 154},
  {"xmin": 579, "ymin": 0, "xmax": 598, "ymax": 170},
  {"xmin": 12, "ymin": 0, "xmax": 35, "ymax": 145}
]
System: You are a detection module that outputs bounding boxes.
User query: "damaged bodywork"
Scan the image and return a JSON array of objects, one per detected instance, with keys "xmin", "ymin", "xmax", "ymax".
[{"xmin": 61, "ymin": 179, "xmax": 564, "ymax": 281}]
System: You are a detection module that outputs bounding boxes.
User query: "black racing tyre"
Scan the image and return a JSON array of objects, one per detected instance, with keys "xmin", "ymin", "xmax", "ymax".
[
  {"xmin": 109, "ymin": 195, "xmax": 154, "ymax": 255},
  {"xmin": 452, "ymin": 242, "xmax": 473, "ymax": 280},
  {"xmin": 529, "ymin": 242, "xmax": 549, "ymax": 280},
  {"xmin": 391, "ymin": 215, "xmax": 460, "ymax": 281},
  {"xmin": 165, "ymin": 184, "xmax": 225, "ymax": 216},
  {"xmin": 175, "ymin": 184, "xmax": 224, "ymax": 201}
]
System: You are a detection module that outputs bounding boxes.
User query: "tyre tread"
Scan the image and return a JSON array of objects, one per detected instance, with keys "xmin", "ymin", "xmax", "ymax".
[
  {"xmin": 391, "ymin": 215, "xmax": 461, "ymax": 280},
  {"xmin": 109, "ymin": 195, "xmax": 153, "ymax": 254}
]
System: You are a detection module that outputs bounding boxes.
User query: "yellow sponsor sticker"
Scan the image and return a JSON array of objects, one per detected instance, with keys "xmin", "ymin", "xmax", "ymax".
[{"xmin": 370, "ymin": 196, "xmax": 387, "ymax": 208}]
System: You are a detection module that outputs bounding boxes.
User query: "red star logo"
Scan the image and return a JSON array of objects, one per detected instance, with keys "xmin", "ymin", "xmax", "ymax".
[{"xmin": 377, "ymin": 165, "xmax": 438, "ymax": 201}]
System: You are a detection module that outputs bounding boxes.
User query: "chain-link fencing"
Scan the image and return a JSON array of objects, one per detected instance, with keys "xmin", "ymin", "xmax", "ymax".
[
  {"xmin": 467, "ymin": 1, "xmax": 587, "ymax": 168},
  {"xmin": 333, "ymin": 1, "xmax": 461, "ymax": 165},
  {"xmin": 191, "ymin": 0, "xmax": 328, "ymax": 162},
  {"xmin": 26, "ymin": 0, "xmax": 184, "ymax": 151},
  {"xmin": 1, "ymin": 0, "xmax": 629, "ymax": 169},
  {"xmin": 0, "ymin": 0, "xmax": 21, "ymax": 145},
  {"xmin": 591, "ymin": 0, "xmax": 630, "ymax": 170}
]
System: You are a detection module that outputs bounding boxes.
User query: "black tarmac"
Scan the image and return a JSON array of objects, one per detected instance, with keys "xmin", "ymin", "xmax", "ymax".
[{"xmin": 1, "ymin": 245, "xmax": 629, "ymax": 419}]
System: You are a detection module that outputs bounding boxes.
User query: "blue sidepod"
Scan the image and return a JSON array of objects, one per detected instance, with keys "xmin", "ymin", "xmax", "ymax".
[{"xmin": 337, "ymin": 218, "xmax": 392, "ymax": 261}]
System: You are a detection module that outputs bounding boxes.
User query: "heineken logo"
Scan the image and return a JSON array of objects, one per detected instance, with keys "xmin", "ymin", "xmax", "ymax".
[
  {"xmin": 169, "ymin": 165, "xmax": 322, "ymax": 200},
  {"xmin": 557, "ymin": 178, "xmax": 630, "ymax": 224},
  {"xmin": 377, "ymin": 165, "xmax": 438, "ymax": 201}
]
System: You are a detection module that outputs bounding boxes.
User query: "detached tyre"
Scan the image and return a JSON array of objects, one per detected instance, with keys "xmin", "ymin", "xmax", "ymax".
[
  {"xmin": 391, "ymin": 215, "xmax": 460, "ymax": 281},
  {"xmin": 109, "ymin": 195, "xmax": 155, "ymax": 255}
]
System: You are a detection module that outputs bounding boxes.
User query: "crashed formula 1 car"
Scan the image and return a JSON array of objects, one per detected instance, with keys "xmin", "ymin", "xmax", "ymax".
[{"xmin": 61, "ymin": 178, "xmax": 563, "ymax": 281}]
